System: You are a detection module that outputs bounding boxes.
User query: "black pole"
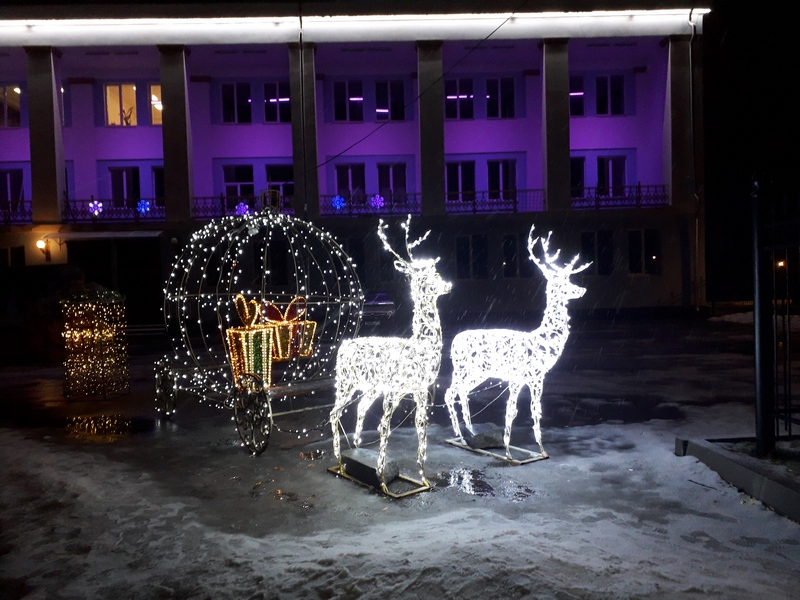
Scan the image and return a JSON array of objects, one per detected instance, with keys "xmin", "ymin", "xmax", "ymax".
[{"xmin": 752, "ymin": 180, "xmax": 776, "ymax": 455}]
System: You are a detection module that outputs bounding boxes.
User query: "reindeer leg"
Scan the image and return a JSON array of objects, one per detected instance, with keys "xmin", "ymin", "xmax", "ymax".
[
  {"xmin": 353, "ymin": 391, "xmax": 374, "ymax": 447},
  {"xmin": 444, "ymin": 385, "xmax": 465, "ymax": 441},
  {"xmin": 459, "ymin": 387, "xmax": 474, "ymax": 432},
  {"xmin": 330, "ymin": 382, "xmax": 353, "ymax": 469},
  {"xmin": 529, "ymin": 380, "xmax": 547, "ymax": 457},
  {"xmin": 504, "ymin": 382, "xmax": 522, "ymax": 459},
  {"xmin": 414, "ymin": 391, "xmax": 431, "ymax": 485},
  {"xmin": 376, "ymin": 393, "xmax": 395, "ymax": 494}
]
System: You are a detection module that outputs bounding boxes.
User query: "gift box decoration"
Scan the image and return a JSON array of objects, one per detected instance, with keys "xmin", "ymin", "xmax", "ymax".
[
  {"xmin": 262, "ymin": 296, "xmax": 317, "ymax": 361},
  {"xmin": 226, "ymin": 294, "xmax": 273, "ymax": 388}
]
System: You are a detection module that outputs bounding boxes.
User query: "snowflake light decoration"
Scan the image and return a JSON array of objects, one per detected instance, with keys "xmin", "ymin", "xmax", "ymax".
[
  {"xmin": 330, "ymin": 215, "xmax": 451, "ymax": 491},
  {"xmin": 137, "ymin": 199, "xmax": 151, "ymax": 215},
  {"xmin": 235, "ymin": 202, "xmax": 250, "ymax": 216},
  {"xmin": 88, "ymin": 200, "xmax": 103, "ymax": 216},
  {"xmin": 370, "ymin": 194, "xmax": 385, "ymax": 209},
  {"xmin": 331, "ymin": 195, "xmax": 346, "ymax": 210},
  {"xmin": 444, "ymin": 225, "xmax": 590, "ymax": 460}
]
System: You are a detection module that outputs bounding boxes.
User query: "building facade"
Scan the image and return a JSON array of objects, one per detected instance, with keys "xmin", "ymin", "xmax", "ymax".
[{"xmin": 0, "ymin": 2, "xmax": 708, "ymax": 330}]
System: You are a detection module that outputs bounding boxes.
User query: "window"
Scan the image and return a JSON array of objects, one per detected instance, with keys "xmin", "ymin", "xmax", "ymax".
[
  {"xmin": 445, "ymin": 78, "xmax": 474, "ymax": 119},
  {"xmin": 377, "ymin": 163, "xmax": 407, "ymax": 202},
  {"xmin": 375, "ymin": 80, "xmax": 404, "ymax": 121},
  {"xmin": 596, "ymin": 74, "xmax": 625, "ymax": 115},
  {"xmin": 152, "ymin": 167, "xmax": 165, "ymax": 206},
  {"xmin": 1, "ymin": 85, "xmax": 21, "ymax": 127},
  {"xmin": 149, "ymin": 84, "xmax": 162, "ymax": 125},
  {"xmin": 105, "ymin": 83, "xmax": 137, "ymax": 126},
  {"xmin": 222, "ymin": 82, "xmax": 252, "ymax": 123},
  {"xmin": 570, "ymin": 157, "xmax": 586, "ymax": 198},
  {"xmin": 487, "ymin": 160, "xmax": 516, "ymax": 199},
  {"xmin": 456, "ymin": 234, "xmax": 488, "ymax": 279},
  {"xmin": 264, "ymin": 82, "xmax": 291, "ymax": 123},
  {"xmin": 486, "ymin": 77, "xmax": 514, "ymax": 119},
  {"xmin": 628, "ymin": 229, "xmax": 661, "ymax": 275},
  {"xmin": 109, "ymin": 167, "xmax": 140, "ymax": 206},
  {"xmin": 345, "ymin": 238, "xmax": 367, "ymax": 286},
  {"xmin": 336, "ymin": 164, "xmax": 366, "ymax": 201},
  {"xmin": 580, "ymin": 231, "xmax": 614, "ymax": 276},
  {"xmin": 333, "ymin": 81, "xmax": 363, "ymax": 122},
  {"xmin": 0, "ymin": 169, "xmax": 24, "ymax": 209},
  {"xmin": 223, "ymin": 165, "xmax": 255, "ymax": 197},
  {"xmin": 266, "ymin": 165, "xmax": 294, "ymax": 208},
  {"xmin": 569, "ymin": 75, "xmax": 584, "ymax": 116},
  {"xmin": 502, "ymin": 233, "xmax": 536, "ymax": 278},
  {"xmin": 597, "ymin": 156, "xmax": 626, "ymax": 197},
  {"xmin": 446, "ymin": 161, "xmax": 475, "ymax": 203}
]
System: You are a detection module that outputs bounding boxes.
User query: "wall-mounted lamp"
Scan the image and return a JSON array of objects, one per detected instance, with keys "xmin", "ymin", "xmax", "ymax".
[{"xmin": 36, "ymin": 239, "xmax": 51, "ymax": 262}]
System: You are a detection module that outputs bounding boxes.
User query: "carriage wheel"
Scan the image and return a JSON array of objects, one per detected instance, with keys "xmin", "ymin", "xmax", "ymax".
[
  {"xmin": 233, "ymin": 373, "xmax": 273, "ymax": 455},
  {"xmin": 155, "ymin": 359, "xmax": 176, "ymax": 417}
]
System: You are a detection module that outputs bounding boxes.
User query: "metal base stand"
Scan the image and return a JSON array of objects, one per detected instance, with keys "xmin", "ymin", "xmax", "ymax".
[
  {"xmin": 327, "ymin": 465, "xmax": 431, "ymax": 498},
  {"xmin": 445, "ymin": 437, "xmax": 549, "ymax": 465}
]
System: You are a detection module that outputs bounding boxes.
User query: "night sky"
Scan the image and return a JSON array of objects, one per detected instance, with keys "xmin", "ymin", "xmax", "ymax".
[{"xmin": 703, "ymin": 0, "xmax": 800, "ymax": 301}]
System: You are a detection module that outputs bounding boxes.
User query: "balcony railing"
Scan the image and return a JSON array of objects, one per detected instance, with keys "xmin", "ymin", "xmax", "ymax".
[
  {"xmin": 192, "ymin": 194, "xmax": 294, "ymax": 219},
  {"xmin": 571, "ymin": 184, "xmax": 669, "ymax": 209},
  {"xmin": 319, "ymin": 192, "xmax": 421, "ymax": 217},
  {"xmin": 62, "ymin": 197, "xmax": 166, "ymax": 223},
  {"xmin": 1, "ymin": 199, "xmax": 32, "ymax": 224},
  {"xmin": 446, "ymin": 189, "xmax": 544, "ymax": 214}
]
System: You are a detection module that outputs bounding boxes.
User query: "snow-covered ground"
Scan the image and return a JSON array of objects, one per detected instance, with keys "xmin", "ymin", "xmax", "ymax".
[{"xmin": 1, "ymin": 318, "xmax": 799, "ymax": 599}]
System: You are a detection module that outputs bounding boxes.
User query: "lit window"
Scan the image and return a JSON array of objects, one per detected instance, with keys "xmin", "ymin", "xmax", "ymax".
[
  {"xmin": 105, "ymin": 83, "xmax": 137, "ymax": 126},
  {"xmin": 486, "ymin": 77, "xmax": 514, "ymax": 119},
  {"xmin": 569, "ymin": 75, "xmax": 584, "ymax": 116},
  {"xmin": 333, "ymin": 81, "xmax": 363, "ymax": 122},
  {"xmin": 221, "ymin": 82, "xmax": 252, "ymax": 124},
  {"xmin": 264, "ymin": 81, "xmax": 291, "ymax": 123},
  {"xmin": 445, "ymin": 78, "xmax": 474, "ymax": 119},
  {"xmin": 375, "ymin": 80, "xmax": 404, "ymax": 121},
  {"xmin": 1, "ymin": 84, "xmax": 22, "ymax": 128},
  {"xmin": 149, "ymin": 84, "xmax": 162, "ymax": 125}
]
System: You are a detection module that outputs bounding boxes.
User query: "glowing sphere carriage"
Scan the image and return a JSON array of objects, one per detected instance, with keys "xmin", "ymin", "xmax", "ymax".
[{"xmin": 155, "ymin": 211, "xmax": 363, "ymax": 453}]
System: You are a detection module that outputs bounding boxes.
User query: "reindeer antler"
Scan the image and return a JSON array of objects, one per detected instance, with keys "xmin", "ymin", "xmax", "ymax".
[
  {"xmin": 378, "ymin": 218, "xmax": 404, "ymax": 262},
  {"xmin": 527, "ymin": 224, "xmax": 592, "ymax": 276},
  {"xmin": 378, "ymin": 215, "xmax": 431, "ymax": 262}
]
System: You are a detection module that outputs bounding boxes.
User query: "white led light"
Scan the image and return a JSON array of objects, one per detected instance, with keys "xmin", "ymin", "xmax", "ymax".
[
  {"xmin": 330, "ymin": 216, "xmax": 451, "ymax": 490},
  {"xmin": 444, "ymin": 225, "xmax": 589, "ymax": 459}
]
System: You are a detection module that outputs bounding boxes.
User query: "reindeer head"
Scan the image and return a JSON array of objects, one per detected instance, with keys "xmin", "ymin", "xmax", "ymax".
[
  {"xmin": 527, "ymin": 225, "xmax": 591, "ymax": 302},
  {"xmin": 378, "ymin": 216, "xmax": 452, "ymax": 300}
]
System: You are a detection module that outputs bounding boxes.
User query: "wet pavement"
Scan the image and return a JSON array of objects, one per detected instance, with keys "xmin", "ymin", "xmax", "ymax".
[{"xmin": 2, "ymin": 316, "xmax": 800, "ymax": 598}]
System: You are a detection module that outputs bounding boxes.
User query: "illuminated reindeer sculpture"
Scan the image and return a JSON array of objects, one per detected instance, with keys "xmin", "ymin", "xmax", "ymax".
[
  {"xmin": 330, "ymin": 216, "xmax": 451, "ymax": 491},
  {"xmin": 444, "ymin": 226, "xmax": 589, "ymax": 461}
]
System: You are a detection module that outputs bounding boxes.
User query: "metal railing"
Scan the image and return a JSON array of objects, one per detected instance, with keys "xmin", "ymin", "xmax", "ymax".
[
  {"xmin": 445, "ymin": 189, "xmax": 544, "ymax": 214},
  {"xmin": 319, "ymin": 192, "xmax": 421, "ymax": 217},
  {"xmin": 62, "ymin": 197, "xmax": 166, "ymax": 222},
  {"xmin": 1, "ymin": 199, "xmax": 32, "ymax": 224},
  {"xmin": 571, "ymin": 184, "xmax": 669, "ymax": 209},
  {"xmin": 192, "ymin": 194, "xmax": 294, "ymax": 219}
]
